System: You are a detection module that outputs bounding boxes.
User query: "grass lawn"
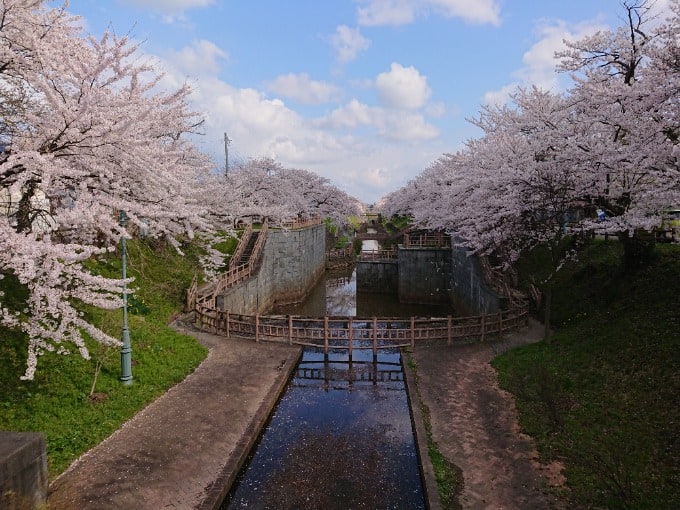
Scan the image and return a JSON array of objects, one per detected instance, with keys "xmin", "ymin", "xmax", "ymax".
[
  {"xmin": 493, "ymin": 240, "xmax": 680, "ymax": 509},
  {"xmin": 0, "ymin": 238, "xmax": 212, "ymax": 478}
]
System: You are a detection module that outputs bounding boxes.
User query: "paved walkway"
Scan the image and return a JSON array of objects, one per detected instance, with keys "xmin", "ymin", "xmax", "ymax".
[
  {"xmin": 48, "ymin": 322, "xmax": 302, "ymax": 510},
  {"xmin": 48, "ymin": 318, "xmax": 566, "ymax": 510},
  {"xmin": 410, "ymin": 319, "xmax": 567, "ymax": 509}
]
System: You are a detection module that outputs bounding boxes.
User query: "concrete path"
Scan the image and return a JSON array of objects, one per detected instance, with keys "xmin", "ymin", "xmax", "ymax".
[
  {"xmin": 48, "ymin": 323, "xmax": 302, "ymax": 510},
  {"xmin": 410, "ymin": 319, "xmax": 568, "ymax": 509}
]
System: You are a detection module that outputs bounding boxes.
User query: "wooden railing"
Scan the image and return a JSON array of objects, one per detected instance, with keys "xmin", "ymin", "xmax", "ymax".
[
  {"xmin": 186, "ymin": 274, "xmax": 198, "ymax": 312},
  {"xmin": 189, "ymin": 223, "xmax": 269, "ymax": 308},
  {"xmin": 359, "ymin": 249, "xmax": 397, "ymax": 261},
  {"xmin": 278, "ymin": 217, "xmax": 323, "ymax": 230},
  {"xmin": 403, "ymin": 232, "xmax": 450, "ymax": 248},
  {"xmin": 228, "ymin": 224, "xmax": 253, "ymax": 270},
  {"xmin": 327, "ymin": 245, "xmax": 353, "ymax": 260},
  {"xmin": 192, "ymin": 305, "xmax": 529, "ymax": 355}
]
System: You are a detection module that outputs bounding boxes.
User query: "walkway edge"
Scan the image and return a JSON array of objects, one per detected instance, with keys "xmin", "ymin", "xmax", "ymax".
[
  {"xmin": 402, "ymin": 349, "xmax": 443, "ymax": 510},
  {"xmin": 198, "ymin": 345, "xmax": 303, "ymax": 509}
]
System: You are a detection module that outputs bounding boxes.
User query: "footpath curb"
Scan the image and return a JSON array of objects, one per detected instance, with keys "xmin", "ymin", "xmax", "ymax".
[
  {"xmin": 402, "ymin": 349, "xmax": 443, "ymax": 510},
  {"xmin": 198, "ymin": 344, "xmax": 302, "ymax": 509}
]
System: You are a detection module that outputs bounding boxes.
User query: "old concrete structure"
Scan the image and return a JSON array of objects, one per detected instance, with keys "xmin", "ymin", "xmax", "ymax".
[
  {"xmin": 218, "ymin": 223, "xmax": 326, "ymax": 314},
  {"xmin": 357, "ymin": 242, "xmax": 503, "ymax": 314},
  {"xmin": 356, "ymin": 259, "xmax": 398, "ymax": 294},
  {"xmin": 398, "ymin": 246, "xmax": 452, "ymax": 305},
  {"xmin": 0, "ymin": 432, "xmax": 48, "ymax": 510},
  {"xmin": 450, "ymin": 244, "xmax": 504, "ymax": 314}
]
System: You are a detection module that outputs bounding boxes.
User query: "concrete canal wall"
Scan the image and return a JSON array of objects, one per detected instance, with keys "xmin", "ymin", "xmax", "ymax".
[
  {"xmin": 450, "ymin": 244, "xmax": 504, "ymax": 314},
  {"xmin": 357, "ymin": 243, "xmax": 503, "ymax": 313},
  {"xmin": 356, "ymin": 260, "xmax": 398, "ymax": 294},
  {"xmin": 398, "ymin": 247, "xmax": 452, "ymax": 305},
  {"xmin": 218, "ymin": 224, "xmax": 326, "ymax": 314}
]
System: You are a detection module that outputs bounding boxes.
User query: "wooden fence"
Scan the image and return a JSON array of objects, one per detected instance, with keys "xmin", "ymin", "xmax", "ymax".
[
  {"xmin": 228, "ymin": 224, "xmax": 253, "ymax": 270},
  {"xmin": 278, "ymin": 217, "xmax": 323, "ymax": 230},
  {"xmin": 402, "ymin": 232, "xmax": 450, "ymax": 248},
  {"xmin": 359, "ymin": 249, "xmax": 397, "ymax": 261},
  {"xmin": 187, "ymin": 217, "xmax": 529, "ymax": 355},
  {"xmin": 192, "ymin": 305, "xmax": 529, "ymax": 355},
  {"xmin": 187, "ymin": 223, "xmax": 269, "ymax": 310}
]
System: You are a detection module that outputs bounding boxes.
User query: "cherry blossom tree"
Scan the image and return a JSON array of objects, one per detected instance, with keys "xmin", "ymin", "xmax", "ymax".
[
  {"xmin": 557, "ymin": 0, "xmax": 680, "ymax": 267},
  {"xmin": 382, "ymin": 1, "xmax": 680, "ymax": 335},
  {"xmin": 0, "ymin": 0, "xmax": 216, "ymax": 379},
  {"xmin": 208, "ymin": 157, "xmax": 362, "ymax": 227}
]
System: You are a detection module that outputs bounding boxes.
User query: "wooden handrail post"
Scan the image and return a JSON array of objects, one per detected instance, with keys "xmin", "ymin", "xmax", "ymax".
[
  {"xmin": 410, "ymin": 317, "xmax": 415, "ymax": 349},
  {"xmin": 324, "ymin": 316, "xmax": 329, "ymax": 355},
  {"xmin": 447, "ymin": 315, "xmax": 452, "ymax": 346},
  {"xmin": 226, "ymin": 310, "xmax": 230, "ymax": 339},
  {"xmin": 288, "ymin": 315, "xmax": 293, "ymax": 345},
  {"xmin": 255, "ymin": 313, "xmax": 260, "ymax": 343},
  {"xmin": 372, "ymin": 317, "xmax": 378, "ymax": 357},
  {"xmin": 348, "ymin": 317, "xmax": 353, "ymax": 361},
  {"xmin": 480, "ymin": 314, "xmax": 486, "ymax": 342}
]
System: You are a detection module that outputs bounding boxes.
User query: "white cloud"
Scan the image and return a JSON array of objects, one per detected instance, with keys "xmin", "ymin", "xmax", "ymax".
[
  {"xmin": 318, "ymin": 99, "xmax": 439, "ymax": 142},
  {"xmin": 265, "ymin": 73, "xmax": 340, "ymax": 105},
  {"xmin": 122, "ymin": 0, "xmax": 215, "ymax": 12},
  {"xmin": 330, "ymin": 25, "xmax": 371, "ymax": 63},
  {"xmin": 482, "ymin": 82, "xmax": 518, "ymax": 107},
  {"xmin": 165, "ymin": 39, "xmax": 228, "ymax": 76},
  {"xmin": 321, "ymin": 99, "xmax": 377, "ymax": 129},
  {"xmin": 357, "ymin": 0, "xmax": 501, "ymax": 27},
  {"xmin": 120, "ymin": 0, "xmax": 215, "ymax": 23},
  {"xmin": 154, "ymin": 50, "xmax": 441, "ymax": 203},
  {"xmin": 378, "ymin": 111, "xmax": 439, "ymax": 141},
  {"xmin": 482, "ymin": 18, "xmax": 607, "ymax": 105},
  {"xmin": 357, "ymin": 0, "xmax": 416, "ymax": 27},
  {"xmin": 375, "ymin": 63, "xmax": 431, "ymax": 110}
]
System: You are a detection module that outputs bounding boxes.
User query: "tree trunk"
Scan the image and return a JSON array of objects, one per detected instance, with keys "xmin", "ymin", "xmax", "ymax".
[
  {"xmin": 618, "ymin": 231, "xmax": 655, "ymax": 272},
  {"xmin": 543, "ymin": 286, "xmax": 552, "ymax": 343}
]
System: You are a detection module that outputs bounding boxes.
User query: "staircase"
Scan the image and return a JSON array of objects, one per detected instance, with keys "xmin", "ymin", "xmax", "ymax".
[{"xmin": 234, "ymin": 231, "xmax": 260, "ymax": 267}]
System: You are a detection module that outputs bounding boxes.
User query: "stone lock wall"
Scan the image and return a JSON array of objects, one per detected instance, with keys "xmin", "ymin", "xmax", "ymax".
[
  {"xmin": 218, "ymin": 224, "xmax": 326, "ymax": 314},
  {"xmin": 397, "ymin": 247, "xmax": 452, "ymax": 305},
  {"xmin": 356, "ymin": 260, "xmax": 398, "ymax": 294},
  {"xmin": 449, "ymin": 243, "xmax": 503, "ymax": 314}
]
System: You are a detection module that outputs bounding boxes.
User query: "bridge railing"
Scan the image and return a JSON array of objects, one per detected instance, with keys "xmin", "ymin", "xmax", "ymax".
[
  {"xmin": 192, "ymin": 305, "xmax": 529, "ymax": 354},
  {"xmin": 277, "ymin": 217, "xmax": 323, "ymax": 230}
]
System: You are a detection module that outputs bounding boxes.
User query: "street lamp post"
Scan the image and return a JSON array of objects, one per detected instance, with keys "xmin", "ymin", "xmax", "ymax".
[{"xmin": 120, "ymin": 211, "xmax": 133, "ymax": 385}]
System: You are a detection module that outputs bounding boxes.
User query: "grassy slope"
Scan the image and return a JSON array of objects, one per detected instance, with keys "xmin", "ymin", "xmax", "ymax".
[
  {"xmin": 493, "ymin": 241, "xmax": 680, "ymax": 509},
  {"xmin": 0, "ymin": 239, "xmax": 209, "ymax": 478}
]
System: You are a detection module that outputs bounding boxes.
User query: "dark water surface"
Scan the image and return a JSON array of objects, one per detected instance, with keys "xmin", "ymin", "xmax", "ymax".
[
  {"xmin": 222, "ymin": 346, "xmax": 425, "ymax": 510},
  {"xmin": 223, "ymin": 265, "xmax": 453, "ymax": 509},
  {"xmin": 272, "ymin": 267, "xmax": 453, "ymax": 317}
]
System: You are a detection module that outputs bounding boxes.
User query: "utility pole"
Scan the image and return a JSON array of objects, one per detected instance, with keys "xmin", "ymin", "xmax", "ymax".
[{"xmin": 224, "ymin": 132, "xmax": 231, "ymax": 176}]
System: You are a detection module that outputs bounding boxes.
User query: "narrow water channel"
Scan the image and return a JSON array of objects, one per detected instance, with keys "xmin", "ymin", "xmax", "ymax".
[
  {"xmin": 223, "ymin": 240, "xmax": 454, "ymax": 509},
  {"xmin": 222, "ymin": 345, "xmax": 425, "ymax": 509}
]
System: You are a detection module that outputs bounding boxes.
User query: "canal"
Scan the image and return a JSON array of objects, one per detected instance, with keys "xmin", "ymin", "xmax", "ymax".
[{"xmin": 222, "ymin": 248, "xmax": 454, "ymax": 509}]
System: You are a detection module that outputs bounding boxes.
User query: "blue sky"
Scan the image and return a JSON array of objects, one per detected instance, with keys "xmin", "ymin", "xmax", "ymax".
[{"xmin": 66, "ymin": 0, "xmax": 671, "ymax": 204}]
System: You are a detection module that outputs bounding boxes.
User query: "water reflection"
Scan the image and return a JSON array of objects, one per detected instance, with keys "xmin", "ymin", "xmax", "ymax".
[
  {"xmin": 223, "ymin": 346, "xmax": 425, "ymax": 510},
  {"xmin": 273, "ymin": 268, "xmax": 452, "ymax": 318}
]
